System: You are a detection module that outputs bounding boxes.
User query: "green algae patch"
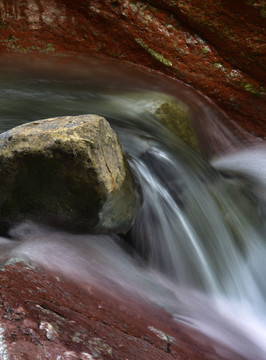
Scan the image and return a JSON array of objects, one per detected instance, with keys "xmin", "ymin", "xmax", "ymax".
[
  {"xmin": 153, "ymin": 99, "xmax": 199, "ymax": 152},
  {"xmin": 106, "ymin": 91, "xmax": 198, "ymax": 151},
  {"xmin": 238, "ymin": 80, "xmax": 266, "ymax": 95},
  {"xmin": 0, "ymin": 36, "xmax": 55, "ymax": 54},
  {"xmin": 211, "ymin": 62, "xmax": 265, "ymax": 96},
  {"xmin": 213, "ymin": 62, "xmax": 226, "ymax": 71},
  {"xmin": 202, "ymin": 45, "xmax": 211, "ymax": 54},
  {"xmin": 135, "ymin": 38, "xmax": 173, "ymax": 67},
  {"xmin": 129, "ymin": 2, "xmax": 138, "ymax": 13}
]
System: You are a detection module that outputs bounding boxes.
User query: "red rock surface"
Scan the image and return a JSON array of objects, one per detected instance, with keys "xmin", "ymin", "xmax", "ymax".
[
  {"xmin": 0, "ymin": 0, "xmax": 265, "ymax": 138},
  {"xmin": 0, "ymin": 261, "xmax": 245, "ymax": 360}
]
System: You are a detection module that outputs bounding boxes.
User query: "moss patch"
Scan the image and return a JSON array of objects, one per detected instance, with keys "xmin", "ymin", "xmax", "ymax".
[
  {"xmin": 238, "ymin": 80, "xmax": 266, "ymax": 95},
  {"xmin": 154, "ymin": 101, "xmax": 199, "ymax": 152},
  {"xmin": 0, "ymin": 37, "xmax": 55, "ymax": 53},
  {"xmin": 135, "ymin": 38, "xmax": 172, "ymax": 66}
]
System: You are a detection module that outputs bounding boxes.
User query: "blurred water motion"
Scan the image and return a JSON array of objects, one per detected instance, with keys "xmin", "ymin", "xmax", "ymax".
[
  {"xmin": 0, "ymin": 56, "xmax": 266, "ymax": 359},
  {"xmin": 0, "ymin": 55, "xmax": 252, "ymax": 158}
]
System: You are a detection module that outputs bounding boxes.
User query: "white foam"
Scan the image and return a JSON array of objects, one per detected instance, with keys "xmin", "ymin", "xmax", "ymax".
[{"xmin": 0, "ymin": 325, "xmax": 9, "ymax": 360}]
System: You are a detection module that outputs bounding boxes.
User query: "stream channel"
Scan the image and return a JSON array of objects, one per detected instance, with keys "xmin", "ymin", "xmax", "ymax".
[{"xmin": 0, "ymin": 56, "xmax": 266, "ymax": 359}]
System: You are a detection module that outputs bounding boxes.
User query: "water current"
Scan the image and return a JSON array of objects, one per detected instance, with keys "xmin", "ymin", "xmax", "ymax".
[{"xmin": 0, "ymin": 57, "xmax": 266, "ymax": 359}]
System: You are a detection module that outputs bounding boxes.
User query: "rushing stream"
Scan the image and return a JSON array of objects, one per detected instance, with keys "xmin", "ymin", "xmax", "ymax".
[{"xmin": 0, "ymin": 57, "xmax": 266, "ymax": 359}]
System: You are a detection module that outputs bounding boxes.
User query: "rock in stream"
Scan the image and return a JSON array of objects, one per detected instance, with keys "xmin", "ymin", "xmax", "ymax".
[{"xmin": 0, "ymin": 114, "xmax": 140, "ymax": 234}]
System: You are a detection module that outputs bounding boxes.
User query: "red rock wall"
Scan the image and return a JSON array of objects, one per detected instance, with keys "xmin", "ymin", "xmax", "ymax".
[
  {"xmin": 0, "ymin": 262, "xmax": 245, "ymax": 359},
  {"xmin": 0, "ymin": 0, "xmax": 265, "ymax": 138}
]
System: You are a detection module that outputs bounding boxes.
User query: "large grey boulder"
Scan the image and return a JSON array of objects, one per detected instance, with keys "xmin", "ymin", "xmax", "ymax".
[{"xmin": 0, "ymin": 115, "xmax": 140, "ymax": 234}]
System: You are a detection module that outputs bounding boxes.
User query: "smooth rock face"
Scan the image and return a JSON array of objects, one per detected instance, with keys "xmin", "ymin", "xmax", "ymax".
[{"xmin": 0, "ymin": 115, "xmax": 139, "ymax": 234}]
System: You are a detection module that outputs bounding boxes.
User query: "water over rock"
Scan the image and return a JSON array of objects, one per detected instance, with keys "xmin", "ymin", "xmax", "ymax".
[
  {"xmin": 0, "ymin": 114, "xmax": 140, "ymax": 234},
  {"xmin": 137, "ymin": 91, "xmax": 199, "ymax": 152},
  {"xmin": 101, "ymin": 91, "xmax": 199, "ymax": 152}
]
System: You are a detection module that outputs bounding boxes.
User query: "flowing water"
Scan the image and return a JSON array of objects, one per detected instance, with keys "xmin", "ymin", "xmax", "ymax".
[{"xmin": 0, "ymin": 56, "xmax": 266, "ymax": 359}]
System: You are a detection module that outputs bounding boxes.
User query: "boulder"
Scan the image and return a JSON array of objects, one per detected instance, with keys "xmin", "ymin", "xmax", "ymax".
[{"xmin": 0, "ymin": 115, "xmax": 140, "ymax": 234}]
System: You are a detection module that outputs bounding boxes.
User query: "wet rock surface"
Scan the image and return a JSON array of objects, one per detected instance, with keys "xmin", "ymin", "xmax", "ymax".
[
  {"xmin": 0, "ymin": 261, "xmax": 245, "ymax": 360},
  {"xmin": 149, "ymin": 93, "xmax": 199, "ymax": 152},
  {"xmin": 0, "ymin": 0, "xmax": 265, "ymax": 138},
  {"xmin": 0, "ymin": 115, "xmax": 140, "ymax": 234},
  {"xmin": 96, "ymin": 91, "xmax": 199, "ymax": 152}
]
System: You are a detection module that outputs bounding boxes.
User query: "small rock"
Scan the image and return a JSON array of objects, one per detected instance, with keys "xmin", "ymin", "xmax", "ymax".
[{"xmin": 39, "ymin": 321, "xmax": 58, "ymax": 341}]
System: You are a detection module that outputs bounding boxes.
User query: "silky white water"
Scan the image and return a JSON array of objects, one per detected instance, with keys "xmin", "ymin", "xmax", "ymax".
[{"xmin": 0, "ymin": 58, "xmax": 265, "ymax": 359}]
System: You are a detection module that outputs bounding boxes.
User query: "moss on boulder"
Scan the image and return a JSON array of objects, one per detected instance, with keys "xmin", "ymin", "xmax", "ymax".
[
  {"xmin": 102, "ymin": 91, "xmax": 199, "ymax": 151},
  {"xmin": 0, "ymin": 115, "xmax": 140, "ymax": 234},
  {"xmin": 150, "ymin": 94, "xmax": 199, "ymax": 152}
]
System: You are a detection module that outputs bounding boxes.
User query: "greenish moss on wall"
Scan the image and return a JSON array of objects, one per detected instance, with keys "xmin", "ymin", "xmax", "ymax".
[
  {"xmin": 135, "ymin": 38, "xmax": 173, "ymax": 66},
  {"xmin": 238, "ymin": 80, "xmax": 266, "ymax": 95},
  {"xmin": 0, "ymin": 37, "xmax": 55, "ymax": 53}
]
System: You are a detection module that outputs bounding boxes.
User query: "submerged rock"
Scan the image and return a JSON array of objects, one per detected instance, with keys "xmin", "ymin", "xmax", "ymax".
[
  {"xmin": 97, "ymin": 91, "xmax": 199, "ymax": 152},
  {"xmin": 0, "ymin": 115, "xmax": 140, "ymax": 234},
  {"xmin": 147, "ymin": 93, "xmax": 199, "ymax": 152}
]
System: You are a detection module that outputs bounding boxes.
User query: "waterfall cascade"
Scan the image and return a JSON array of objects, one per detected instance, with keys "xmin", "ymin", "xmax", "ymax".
[{"xmin": 0, "ymin": 58, "xmax": 265, "ymax": 359}]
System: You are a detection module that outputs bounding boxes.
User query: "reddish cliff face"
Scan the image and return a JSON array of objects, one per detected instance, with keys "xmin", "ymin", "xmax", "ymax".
[{"xmin": 0, "ymin": 0, "xmax": 265, "ymax": 138}]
